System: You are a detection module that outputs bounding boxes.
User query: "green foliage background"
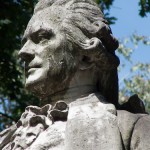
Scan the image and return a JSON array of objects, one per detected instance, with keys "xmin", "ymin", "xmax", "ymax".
[
  {"xmin": 0, "ymin": 0, "xmax": 39, "ymax": 130},
  {"xmin": 0, "ymin": 0, "xmax": 150, "ymax": 131}
]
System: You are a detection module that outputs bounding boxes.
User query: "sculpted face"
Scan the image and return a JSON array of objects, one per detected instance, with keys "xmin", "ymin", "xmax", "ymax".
[
  {"xmin": 19, "ymin": 8, "xmax": 78, "ymax": 98},
  {"xmin": 18, "ymin": 0, "xmax": 119, "ymax": 105}
]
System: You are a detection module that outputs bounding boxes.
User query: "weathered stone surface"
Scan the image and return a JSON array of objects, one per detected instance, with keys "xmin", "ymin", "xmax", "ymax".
[
  {"xmin": 18, "ymin": 0, "xmax": 120, "ymax": 106},
  {"xmin": 0, "ymin": 0, "xmax": 150, "ymax": 149},
  {"xmin": 117, "ymin": 110, "xmax": 147, "ymax": 150},
  {"xmin": 65, "ymin": 93, "xmax": 123, "ymax": 150},
  {"xmin": 1, "ymin": 97, "xmax": 150, "ymax": 150},
  {"xmin": 1, "ymin": 101, "xmax": 68, "ymax": 150},
  {"xmin": 27, "ymin": 121, "xmax": 66, "ymax": 150},
  {"xmin": 130, "ymin": 115, "xmax": 150, "ymax": 150}
]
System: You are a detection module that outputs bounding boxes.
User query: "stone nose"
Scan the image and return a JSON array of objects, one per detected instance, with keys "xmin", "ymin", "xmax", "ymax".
[{"xmin": 18, "ymin": 40, "xmax": 35, "ymax": 63}]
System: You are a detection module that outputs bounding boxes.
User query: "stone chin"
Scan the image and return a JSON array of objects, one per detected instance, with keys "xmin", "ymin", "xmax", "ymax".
[
  {"xmin": 25, "ymin": 80, "xmax": 48, "ymax": 98},
  {"xmin": 24, "ymin": 68, "xmax": 50, "ymax": 97},
  {"xmin": 24, "ymin": 69, "xmax": 73, "ymax": 99},
  {"xmin": 25, "ymin": 78, "xmax": 51, "ymax": 99}
]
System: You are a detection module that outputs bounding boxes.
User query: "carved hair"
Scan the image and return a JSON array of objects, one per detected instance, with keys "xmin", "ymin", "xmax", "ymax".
[{"xmin": 34, "ymin": 0, "xmax": 119, "ymax": 107}]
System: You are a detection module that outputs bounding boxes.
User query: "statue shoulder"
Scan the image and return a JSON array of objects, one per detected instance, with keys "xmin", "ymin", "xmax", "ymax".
[
  {"xmin": 130, "ymin": 115, "xmax": 150, "ymax": 150},
  {"xmin": 119, "ymin": 94, "xmax": 147, "ymax": 114},
  {"xmin": 117, "ymin": 110, "xmax": 149, "ymax": 150}
]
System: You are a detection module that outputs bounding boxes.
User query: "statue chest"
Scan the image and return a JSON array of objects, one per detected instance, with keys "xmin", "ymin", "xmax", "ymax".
[
  {"xmin": 29, "ymin": 98, "xmax": 123, "ymax": 150},
  {"xmin": 29, "ymin": 96, "xmax": 123, "ymax": 150},
  {"xmin": 65, "ymin": 97, "xmax": 123, "ymax": 150},
  {"xmin": 1, "ymin": 96, "xmax": 125, "ymax": 150}
]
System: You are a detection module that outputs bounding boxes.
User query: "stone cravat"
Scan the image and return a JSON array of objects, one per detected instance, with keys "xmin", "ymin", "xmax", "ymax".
[{"xmin": 0, "ymin": 101, "xmax": 68, "ymax": 150}]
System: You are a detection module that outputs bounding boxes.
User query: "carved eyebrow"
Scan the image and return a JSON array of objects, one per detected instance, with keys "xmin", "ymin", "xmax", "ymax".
[
  {"xmin": 35, "ymin": 28, "xmax": 53, "ymax": 35},
  {"xmin": 31, "ymin": 28, "xmax": 53, "ymax": 37},
  {"xmin": 36, "ymin": 28, "xmax": 54, "ymax": 38},
  {"xmin": 21, "ymin": 28, "xmax": 53, "ymax": 45}
]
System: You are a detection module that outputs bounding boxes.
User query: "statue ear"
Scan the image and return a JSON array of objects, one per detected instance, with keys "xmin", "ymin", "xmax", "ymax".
[
  {"xmin": 81, "ymin": 37, "xmax": 105, "ymax": 54},
  {"xmin": 79, "ymin": 37, "xmax": 105, "ymax": 70},
  {"xmin": 79, "ymin": 37, "xmax": 119, "ymax": 71}
]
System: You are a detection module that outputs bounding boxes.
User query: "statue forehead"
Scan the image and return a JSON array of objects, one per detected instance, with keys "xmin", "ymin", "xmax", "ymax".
[{"xmin": 24, "ymin": 6, "xmax": 65, "ymax": 36}]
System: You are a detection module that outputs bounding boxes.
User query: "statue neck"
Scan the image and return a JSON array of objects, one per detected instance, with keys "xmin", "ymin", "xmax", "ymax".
[
  {"xmin": 40, "ymin": 68, "xmax": 98, "ymax": 106},
  {"xmin": 40, "ymin": 85, "xmax": 97, "ymax": 106}
]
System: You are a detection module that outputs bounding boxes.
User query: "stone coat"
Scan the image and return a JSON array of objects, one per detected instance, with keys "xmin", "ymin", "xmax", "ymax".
[{"xmin": 0, "ymin": 93, "xmax": 150, "ymax": 150}]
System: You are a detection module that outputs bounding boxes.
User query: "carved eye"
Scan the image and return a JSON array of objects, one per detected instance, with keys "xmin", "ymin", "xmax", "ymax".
[
  {"xmin": 39, "ymin": 31, "xmax": 52, "ymax": 40},
  {"xmin": 31, "ymin": 29, "xmax": 53, "ymax": 44}
]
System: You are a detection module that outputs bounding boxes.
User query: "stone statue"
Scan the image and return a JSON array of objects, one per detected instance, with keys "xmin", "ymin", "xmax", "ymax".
[{"xmin": 0, "ymin": 0, "xmax": 150, "ymax": 149}]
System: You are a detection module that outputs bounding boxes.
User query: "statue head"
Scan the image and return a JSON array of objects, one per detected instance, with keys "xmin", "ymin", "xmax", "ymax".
[{"xmin": 19, "ymin": 0, "xmax": 119, "ymax": 106}]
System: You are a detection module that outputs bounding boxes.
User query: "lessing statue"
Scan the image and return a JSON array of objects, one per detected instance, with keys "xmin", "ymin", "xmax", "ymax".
[{"xmin": 0, "ymin": 0, "xmax": 150, "ymax": 150}]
